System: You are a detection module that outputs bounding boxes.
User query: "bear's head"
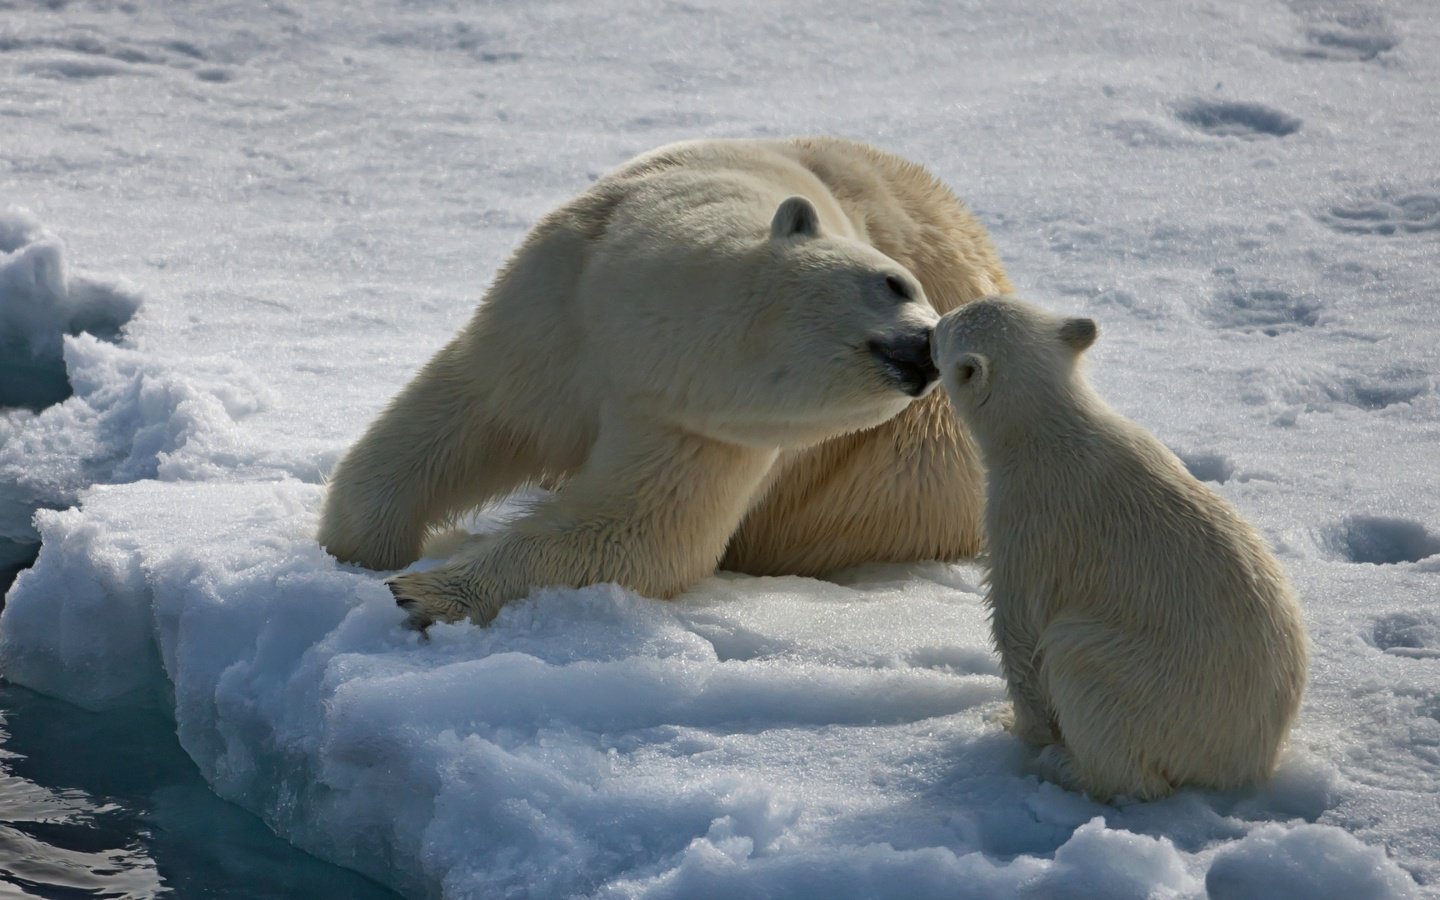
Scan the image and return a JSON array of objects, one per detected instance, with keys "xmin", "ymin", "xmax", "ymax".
[
  {"xmin": 680, "ymin": 195, "xmax": 940, "ymax": 448},
  {"xmin": 932, "ymin": 296, "xmax": 1098, "ymax": 445}
]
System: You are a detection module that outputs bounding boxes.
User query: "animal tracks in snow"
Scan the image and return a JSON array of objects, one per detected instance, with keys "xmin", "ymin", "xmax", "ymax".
[
  {"xmin": 1297, "ymin": 20, "xmax": 1398, "ymax": 62},
  {"xmin": 1174, "ymin": 99, "xmax": 1302, "ymax": 140},
  {"xmin": 1142, "ymin": 0, "xmax": 1411, "ymax": 253},
  {"xmin": 1278, "ymin": 3, "xmax": 1400, "ymax": 63},
  {"xmin": 1173, "ymin": 449, "xmax": 1236, "ymax": 485},
  {"xmin": 1207, "ymin": 272, "xmax": 1322, "ymax": 336},
  {"xmin": 1321, "ymin": 370, "xmax": 1430, "ymax": 411},
  {"xmin": 1369, "ymin": 612, "xmax": 1440, "ymax": 660},
  {"xmin": 1326, "ymin": 516, "xmax": 1440, "ymax": 567},
  {"xmin": 1319, "ymin": 189, "xmax": 1440, "ymax": 236},
  {"xmin": 1, "ymin": 30, "xmax": 238, "ymax": 84}
]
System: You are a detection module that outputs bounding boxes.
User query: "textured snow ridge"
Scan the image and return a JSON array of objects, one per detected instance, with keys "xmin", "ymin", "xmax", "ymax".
[
  {"xmin": 0, "ymin": 212, "xmax": 269, "ymax": 592},
  {"xmin": 2, "ymin": 207, "xmax": 140, "ymax": 589},
  {"xmin": 0, "ymin": 480, "xmax": 1422, "ymax": 899},
  {"xmin": 0, "ymin": 207, "xmax": 140, "ymax": 412}
]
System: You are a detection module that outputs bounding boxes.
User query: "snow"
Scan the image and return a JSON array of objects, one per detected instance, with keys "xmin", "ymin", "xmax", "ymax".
[
  {"xmin": 0, "ymin": 209, "xmax": 140, "ymax": 410},
  {"xmin": 1206, "ymin": 823, "xmax": 1424, "ymax": 900},
  {"xmin": 2, "ymin": 0, "xmax": 1437, "ymax": 897}
]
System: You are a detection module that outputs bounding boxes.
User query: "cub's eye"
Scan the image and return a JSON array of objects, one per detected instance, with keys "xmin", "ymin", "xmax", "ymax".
[{"xmin": 885, "ymin": 274, "xmax": 913, "ymax": 301}]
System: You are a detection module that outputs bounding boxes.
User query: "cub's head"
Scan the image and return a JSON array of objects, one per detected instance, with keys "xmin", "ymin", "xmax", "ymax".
[
  {"xmin": 931, "ymin": 297, "xmax": 1098, "ymax": 435},
  {"xmin": 721, "ymin": 195, "xmax": 940, "ymax": 446}
]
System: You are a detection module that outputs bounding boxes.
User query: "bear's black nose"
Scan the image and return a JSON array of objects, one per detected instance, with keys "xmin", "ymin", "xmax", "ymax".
[{"xmin": 868, "ymin": 329, "xmax": 939, "ymax": 397}]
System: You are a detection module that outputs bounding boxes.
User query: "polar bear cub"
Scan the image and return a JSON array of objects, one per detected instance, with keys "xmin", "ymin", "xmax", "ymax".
[{"xmin": 932, "ymin": 297, "xmax": 1308, "ymax": 801}]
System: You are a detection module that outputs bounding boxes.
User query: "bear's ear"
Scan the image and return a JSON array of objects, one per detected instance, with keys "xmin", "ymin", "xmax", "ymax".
[
  {"xmin": 770, "ymin": 196, "xmax": 822, "ymax": 240},
  {"xmin": 952, "ymin": 352, "xmax": 990, "ymax": 390},
  {"xmin": 1059, "ymin": 317, "xmax": 1098, "ymax": 352}
]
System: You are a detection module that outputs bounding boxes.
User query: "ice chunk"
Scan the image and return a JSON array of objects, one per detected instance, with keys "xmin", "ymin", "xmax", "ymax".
[
  {"xmin": 1206, "ymin": 824, "xmax": 1420, "ymax": 900},
  {"xmin": 0, "ymin": 208, "xmax": 140, "ymax": 412}
]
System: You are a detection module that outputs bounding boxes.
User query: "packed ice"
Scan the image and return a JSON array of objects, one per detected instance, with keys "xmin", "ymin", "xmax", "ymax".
[{"xmin": 2, "ymin": 0, "xmax": 1437, "ymax": 897}]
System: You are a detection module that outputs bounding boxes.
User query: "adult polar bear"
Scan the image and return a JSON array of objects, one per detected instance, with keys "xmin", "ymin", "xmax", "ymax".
[{"xmin": 320, "ymin": 137, "xmax": 1011, "ymax": 626}]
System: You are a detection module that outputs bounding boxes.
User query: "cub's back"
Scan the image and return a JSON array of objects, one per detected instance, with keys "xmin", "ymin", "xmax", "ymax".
[{"xmin": 989, "ymin": 414, "xmax": 1297, "ymax": 644}]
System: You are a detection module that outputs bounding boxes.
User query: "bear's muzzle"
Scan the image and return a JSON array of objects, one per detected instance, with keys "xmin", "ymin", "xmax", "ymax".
[{"xmin": 868, "ymin": 329, "xmax": 939, "ymax": 397}]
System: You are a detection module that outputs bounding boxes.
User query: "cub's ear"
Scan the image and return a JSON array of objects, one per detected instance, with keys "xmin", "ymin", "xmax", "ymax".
[
  {"xmin": 770, "ymin": 196, "xmax": 821, "ymax": 240},
  {"xmin": 1059, "ymin": 317, "xmax": 1098, "ymax": 352},
  {"xmin": 951, "ymin": 352, "xmax": 990, "ymax": 390}
]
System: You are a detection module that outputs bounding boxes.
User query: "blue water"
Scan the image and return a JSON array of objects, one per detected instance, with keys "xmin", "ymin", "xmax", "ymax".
[{"xmin": 0, "ymin": 682, "xmax": 401, "ymax": 899}]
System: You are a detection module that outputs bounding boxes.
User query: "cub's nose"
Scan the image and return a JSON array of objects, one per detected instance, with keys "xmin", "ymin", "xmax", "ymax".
[{"xmin": 868, "ymin": 329, "xmax": 939, "ymax": 397}]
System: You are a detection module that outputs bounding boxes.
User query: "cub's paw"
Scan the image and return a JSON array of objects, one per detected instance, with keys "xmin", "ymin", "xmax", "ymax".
[
  {"xmin": 387, "ymin": 569, "xmax": 477, "ymax": 630},
  {"xmin": 994, "ymin": 702, "xmax": 1059, "ymax": 745},
  {"xmin": 989, "ymin": 703, "xmax": 1017, "ymax": 730},
  {"xmin": 1036, "ymin": 743, "xmax": 1079, "ymax": 790}
]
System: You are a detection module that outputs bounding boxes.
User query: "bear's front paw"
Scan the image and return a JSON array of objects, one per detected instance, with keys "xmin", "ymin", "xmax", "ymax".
[{"xmin": 387, "ymin": 569, "xmax": 481, "ymax": 630}]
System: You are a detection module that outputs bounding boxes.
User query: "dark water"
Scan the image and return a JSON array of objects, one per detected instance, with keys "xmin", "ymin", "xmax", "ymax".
[
  {"xmin": 0, "ymin": 541, "xmax": 41, "ymax": 599},
  {"xmin": 0, "ymin": 683, "xmax": 402, "ymax": 899}
]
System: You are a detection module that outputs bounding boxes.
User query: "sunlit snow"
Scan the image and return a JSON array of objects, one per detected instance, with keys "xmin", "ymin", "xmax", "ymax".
[{"xmin": 2, "ymin": 0, "xmax": 1438, "ymax": 897}]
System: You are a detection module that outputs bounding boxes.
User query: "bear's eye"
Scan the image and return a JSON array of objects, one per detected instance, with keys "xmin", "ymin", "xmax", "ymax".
[{"xmin": 885, "ymin": 274, "xmax": 912, "ymax": 301}]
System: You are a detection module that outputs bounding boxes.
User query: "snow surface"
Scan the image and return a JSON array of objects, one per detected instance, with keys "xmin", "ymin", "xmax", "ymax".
[{"xmin": 2, "ymin": 0, "xmax": 1438, "ymax": 896}]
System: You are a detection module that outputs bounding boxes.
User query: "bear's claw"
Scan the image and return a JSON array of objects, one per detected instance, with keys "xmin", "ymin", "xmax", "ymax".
[
  {"xmin": 387, "ymin": 571, "xmax": 475, "ymax": 629},
  {"xmin": 391, "ymin": 587, "xmax": 434, "ymax": 632}
]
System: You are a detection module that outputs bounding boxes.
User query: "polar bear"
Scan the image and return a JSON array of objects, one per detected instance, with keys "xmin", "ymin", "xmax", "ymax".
[
  {"xmin": 932, "ymin": 297, "xmax": 1308, "ymax": 800},
  {"xmin": 319, "ymin": 137, "xmax": 1011, "ymax": 626}
]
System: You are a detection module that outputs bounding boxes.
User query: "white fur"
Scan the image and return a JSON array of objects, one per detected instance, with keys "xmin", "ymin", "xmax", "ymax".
[
  {"xmin": 934, "ymin": 297, "xmax": 1309, "ymax": 800},
  {"xmin": 318, "ymin": 137, "xmax": 1012, "ymax": 625}
]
